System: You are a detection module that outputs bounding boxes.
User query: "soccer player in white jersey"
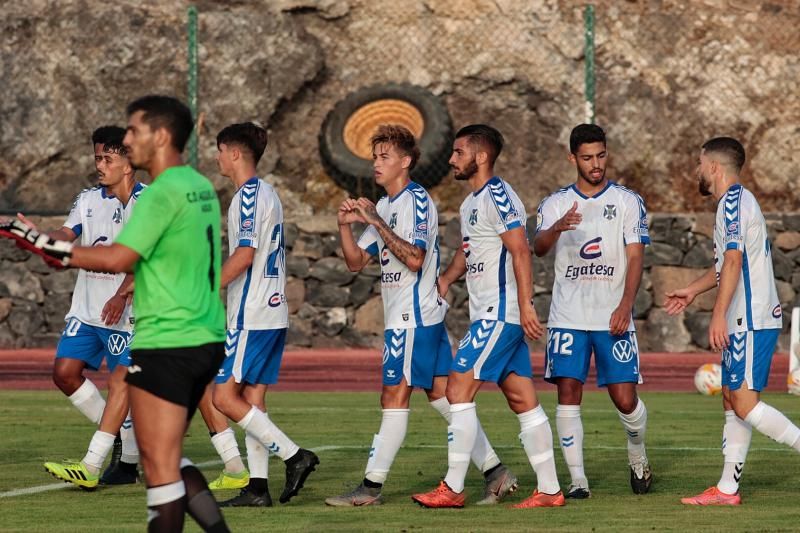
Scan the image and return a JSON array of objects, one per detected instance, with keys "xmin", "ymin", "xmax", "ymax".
[
  {"xmin": 16, "ymin": 127, "xmax": 143, "ymax": 489},
  {"xmin": 665, "ymin": 137, "xmax": 800, "ymax": 505},
  {"xmin": 207, "ymin": 122, "xmax": 319, "ymax": 507},
  {"xmin": 533, "ymin": 124, "xmax": 652, "ymax": 498},
  {"xmin": 327, "ymin": 125, "xmax": 516, "ymax": 507},
  {"xmin": 413, "ymin": 124, "xmax": 563, "ymax": 509}
]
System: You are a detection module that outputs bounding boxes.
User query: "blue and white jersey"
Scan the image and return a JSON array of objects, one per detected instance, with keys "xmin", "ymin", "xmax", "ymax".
[
  {"xmin": 460, "ymin": 176, "xmax": 527, "ymax": 324},
  {"xmin": 536, "ymin": 181, "xmax": 649, "ymax": 331},
  {"xmin": 62, "ymin": 183, "xmax": 145, "ymax": 331},
  {"xmin": 226, "ymin": 177, "xmax": 288, "ymax": 331},
  {"xmin": 357, "ymin": 181, "xmax": 446, "ymax": 330},
  {"xmin": 713, "ymin": 184, "xmax": 781, "ymax": 334}
]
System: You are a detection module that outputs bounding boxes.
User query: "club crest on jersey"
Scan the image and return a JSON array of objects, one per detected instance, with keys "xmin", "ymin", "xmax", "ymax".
[
  {"xmin": 603, "ymin": 204, "xmax": 617, "ymax": 220},
  {"xmin": 112, "ymin": 207, "xmax": 122, "ymax": 224},
  {"xmin": 469, "ymin": 209, "xmax": 478, "ymax": 226},
  {"xmin": 389, "ymin": 212, "xmax": 398, "ymax": 229},
  {"xmin": 86, "ymin": 208, "xmax": 93, "ymax": 218},
  {"xmin": 462, "ymin": 237, "xmax": 471, "ymax": 258},
  {"xmin": 579, "ymin": 237, "xmax": 603, "ymax": 260}
]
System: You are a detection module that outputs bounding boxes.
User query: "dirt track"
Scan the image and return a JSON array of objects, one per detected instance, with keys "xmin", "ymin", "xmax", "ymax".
[{"xmin": 0, "ymin": 349, "xmax": 790, "ymax": 393}]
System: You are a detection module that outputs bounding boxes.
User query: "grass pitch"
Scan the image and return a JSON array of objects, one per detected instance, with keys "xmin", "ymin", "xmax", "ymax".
[{"xmin": 2, "ymin": 390, "xmax": 800, "ymax": 532}]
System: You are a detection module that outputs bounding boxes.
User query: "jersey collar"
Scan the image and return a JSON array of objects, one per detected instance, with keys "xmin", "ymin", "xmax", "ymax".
[
  {"xmin": 389, "ymin": 180, "xmax": 414, "ymax": 203},
  {"xmin": 473, "ymin": 176, "xmax": 502, "ymax": 197},
  {"xmin": 238, "ymin": 176, "xmax": 260, "ymax": 192},
  {"xmin": 570, "ymin": 180, "xmax": 612, "ymax": 200}
]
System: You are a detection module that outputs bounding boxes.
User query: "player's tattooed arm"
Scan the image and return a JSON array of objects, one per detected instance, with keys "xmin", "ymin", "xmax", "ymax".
[
  {"xmin": 533, "ymin": 201, "xmax": 581, "ymax": 257},
  {"xmin": 355, "ymin": 198, "xmax": 425, "ymax": 272},
  {"xmin": 610, "ymin": 243, "xmax": 645, "ymax": 335},
  {"xmin": 338, "ymin": 199, "xmax": 372, "ymax": 272}
]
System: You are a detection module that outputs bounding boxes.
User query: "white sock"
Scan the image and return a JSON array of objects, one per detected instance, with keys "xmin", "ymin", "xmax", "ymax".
[
  {"xmin": 717, "ymin": 410, "xmax": 751, "ymax": 494},
  {"xmin": 443, "ymin": 403, "xmax": 478, "ymax": 493},
  {"xmin": 364, "ymin": 409, "xmax": 410, "ymax": 484},
  {"xmin": 246, "ymin": 434, "xmax": 268, "ymax": 479},
  {"xmin": 618, "ymin": 399, "xmax": 648, "ymax": 463},
  {"xmin": 429, "ymin": 398, "xmax": 500, "ymax": 473},
  {"xmin": 120, "ymin": 413, "xmax": 139, "ymax": 464},
  {"xmin": 237, "ymin": 406, "xmax": 300, "ymax": 461},
  {"xmin": 518, "ymin": 406, "xmax": 560, "ymax": 495},
  {"xmin": 556, "ymin": 404, "xmax": 587, "ymax": 486},
  {"xmin": 210, "ymin": 428, "xmax": 245, "ymax": 474},
  {"xmin": 68, "ymin": 379, "xmax": 105, "ymax": 425},
  {"xmin": 82, "ymin": 430, "xmax": 116, "ymax": 475},
  {"xmin": 745, "ymin": 401, "xmax": 800, "ymax": 451}
]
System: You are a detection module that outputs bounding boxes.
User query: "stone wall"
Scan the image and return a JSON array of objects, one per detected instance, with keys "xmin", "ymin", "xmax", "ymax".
[{"xmin": 1, "ymin": 211, "xmax": 798, "ymax": 351}]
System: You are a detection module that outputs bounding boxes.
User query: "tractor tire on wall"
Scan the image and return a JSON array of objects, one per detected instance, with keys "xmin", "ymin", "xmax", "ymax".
[{"xmin": 319, "ymin": 83, "xmax": 453, "ymax": 201}]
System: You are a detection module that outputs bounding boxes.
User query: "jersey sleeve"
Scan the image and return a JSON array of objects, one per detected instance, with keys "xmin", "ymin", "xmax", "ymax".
[
  {"xmin": 722, "ymin": 187, "xmax": 748, "ymax": 252},
  {"xmin": 357, "ymin": 226, "xmax": 380, "ymax": 256},
  {"xmin": 115, "ymin": 184, "xmax": 178, "ymax": 260},
  {"xmin": 235, "ymin": 182, "xmax": 263, "ymax": 249},
  {"xmin": 63, "ymin": 192, "xmax": 83, "ymax": 237},
  {"xmin": 487, "ymin": 182, "xmax": 525, "ymax": 234},
  {"xmin": 535, "ymin": 194, "xmax": 560, "ymax": 234},
  {"xmin": 622, "ymin": 191, "xmax": 650, "ymax": 245},
  {"xmin": 408, "ymin": 188, "xmax": 429, "ymax": 250}
]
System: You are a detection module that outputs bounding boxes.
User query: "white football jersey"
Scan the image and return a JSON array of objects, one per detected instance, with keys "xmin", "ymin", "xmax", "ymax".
[
  {"xmin": 713, "ymin": 184, "xmax": 782, "ymax": 333},
  {"xmin": 226, "ymin": 177, "xmax": 288, "ymax": 330},
  {"xmin": 63, "ymin": 183, "xmax": 146, "ymax": 331},
  {"xmin": 536, "ymin": 181, "xmax": 650, "ymax": 331},
  {"xmin": 459, "ymin": 177, "xmax": 527, "ymax": 324},
  {"xmin": 357, "ymin": 181, "xmax": 446, "ymax": 330}
]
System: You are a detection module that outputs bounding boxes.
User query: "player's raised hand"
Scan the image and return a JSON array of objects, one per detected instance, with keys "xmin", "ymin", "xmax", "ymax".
[
  {"xmin": 0, "ymin": 219, "xmax": 73, "ymax": 269},
  {"xmin": 354, "ymin": 198, "xmax": 380, "ymax": 225},
  {"xmin": 708, "ymin": 312, "xmax": 729, "ymax": 352},
  {"xmin": 554, "ymin": 201, "xmax": 581, "ymax": 232},
  {"xmin": 520, "ymin": 300, "xmax": 545, "ymax": 340},
  {"xmin": 101, "ymin": 293, "xmax": 127, "ymax": 326},
  {"xmin": 663, "ymin": 287, "xmax": 695, "ymax": 315},
  {"xmin": 337, "ymin": 198, "xmax": 365, "ymax": 225}
]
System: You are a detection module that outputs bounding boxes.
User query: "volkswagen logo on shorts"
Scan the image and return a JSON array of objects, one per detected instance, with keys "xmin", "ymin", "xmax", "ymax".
[
  {"xmin": 579, "ymin": 237, "xmax": 603, "ymax": 260},
  {"xmin": 611, "ymin": 339, "xmax": 634, "ymax": 363},
  {"xmin": 108, "ymin": 333, "xmax": 128, "ymax": 356}
]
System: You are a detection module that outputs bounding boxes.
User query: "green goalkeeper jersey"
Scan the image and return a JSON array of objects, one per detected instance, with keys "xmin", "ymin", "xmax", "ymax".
[{"xmin": 116, "ymin": 165, "xmax": 225, "ymax": 349}]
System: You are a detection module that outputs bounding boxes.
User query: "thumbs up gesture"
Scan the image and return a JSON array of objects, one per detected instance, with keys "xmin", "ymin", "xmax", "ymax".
[{"xmin": 554, "ymin": 201, "xmax": 582, "ymax": 232}]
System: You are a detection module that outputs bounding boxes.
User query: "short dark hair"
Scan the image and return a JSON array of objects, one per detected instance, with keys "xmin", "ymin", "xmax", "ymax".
[
  {"xmin": 92, "ymin": 126, "xmax": 126, "ymax": 148},
  {"xmin": 126, "ymin": 95, "xmax": 194, "ymax": 152},
  {"xmin": 216, "ymin": 122, "xmax": 268, "ymax": 164},
  {"xmin": 455, "ymin": 124, "xmax": 504, "ymax": 165},
  {"xmin": 702, "ymin": 137, "xmax": 745, "ymax": 173},
  {"xmin": 370, "ymin": 124, "xmax": 420, "ymax": 170},
  {"xmin": 569, "ymin": 124, "xmax": 606, "ymax": 154}
]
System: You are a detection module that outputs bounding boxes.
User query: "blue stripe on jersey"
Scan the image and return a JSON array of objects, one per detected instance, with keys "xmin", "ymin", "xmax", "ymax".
[
  {"xmin": 498, "ymin": 246, "xmax": 508, "ymax": 321},
  {"xmin": 365, "ymin": 242, "xmax": 379, "ymax": 256},
  {"xmin": 72, "ymin": 224, "xmax": 83, "ymax": 237},
  {"xmin": 236, "ymin": 265, "xmax": 254, "ymax": 330},
  {"xmin": 410, "ymin": 184, "xmax": 429, "ymax": 250},
  {"xmin": 487, "ymin": 178, "xmax": 518, "ymax": 230},
  {"xmin": 238, "ymin": 179, "xmax": 259, "ymax": 247},
  {"xmin": 413, "ymin": 269, "xmax": 422, "ymax": 325},
  {"xmin": 742, "ymin": 247, "xmax": 754, "ymax": 330}
]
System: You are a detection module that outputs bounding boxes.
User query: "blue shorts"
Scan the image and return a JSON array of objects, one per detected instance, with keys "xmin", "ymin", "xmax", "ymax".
[
  {"xmin": 383, "ymin": 322, "xmax": 452, "ymax": 388},
  {"xmin": 722, "ymin": 329, "xmax": 780, "ymax": 392},
  {"xmin": 55, "ymin": 318, "xmax": 132, "ymax": 371},
  {"xmin": 216, "ymin": 328, "xmax": 287, "ymax": 385},
  {"xmin": 544, "ymin": 328, "xmax": 642, "ymax": 387},
  {"xmin": 452, "ymin": 320, "xmax": 532, "ymax": 383}
]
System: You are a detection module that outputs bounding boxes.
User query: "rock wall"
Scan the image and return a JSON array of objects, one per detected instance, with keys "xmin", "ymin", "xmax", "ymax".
[
  {"xmin": 2, "ymin": 1, "xmax": 799, "ymax": 216},
  {"xmin": 1, "ymin": 211, "xmax": 798, "ymax": 352}
]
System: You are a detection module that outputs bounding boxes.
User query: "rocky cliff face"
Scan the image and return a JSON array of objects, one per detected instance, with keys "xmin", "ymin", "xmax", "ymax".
[{"xmin": 2, "ymin": 0, "xmax": 798, "ymax": 215}]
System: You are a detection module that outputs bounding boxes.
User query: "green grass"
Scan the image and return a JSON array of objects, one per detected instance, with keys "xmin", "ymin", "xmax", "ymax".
[{"xmin": 2, "ymin": 390, "xmax": 800, "ymax": 532}]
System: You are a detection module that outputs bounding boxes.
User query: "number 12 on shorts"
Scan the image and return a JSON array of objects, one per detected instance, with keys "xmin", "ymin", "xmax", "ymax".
[{"xmin": 549, "ymin": 330, "xmax": 574, "ymax": 356}]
